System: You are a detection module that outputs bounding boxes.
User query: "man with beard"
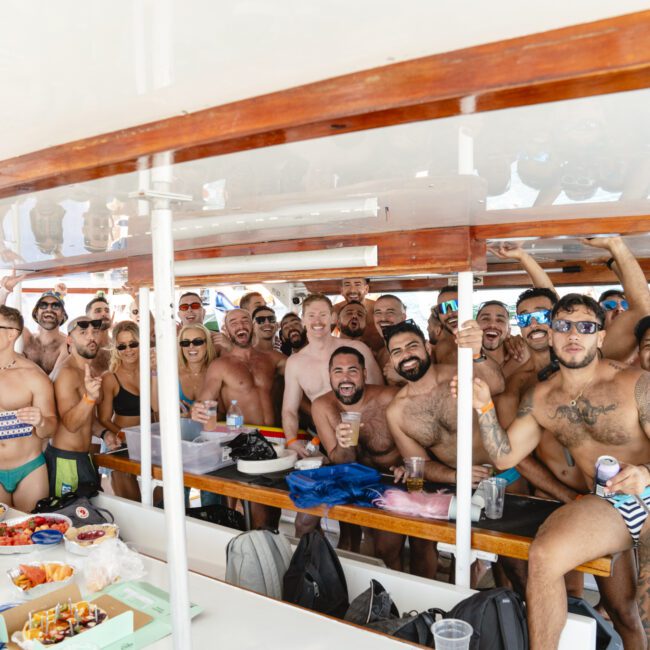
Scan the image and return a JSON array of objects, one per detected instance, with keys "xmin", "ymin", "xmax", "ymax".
[
  {"xmin": 0, "ymin": 278, "xmax": 69, "ymax": 376},
  {"xmin": 279, "ymin": 312, "xmax": 306, "ymax": 355},
  {"xmin": 46, "ymin": 316, "xmax": 103, "ymax": 497},
  {"xmin": 334, "ymin": 277, "xmax": 384, "ymax": 353},
  {"xmin": 338, "ymin": 301, "xmax": 367, "ymax": 341},
  {"xmin": 427, "ymin": 307, "xmax": 443, "ymax": 346},
  {"xmin": 431, "ymin": 286, "xmax": 460, "ymax": 364},
  {"xmin": 372, "ymin": 294, "xmax": 407, "ymax": 385},
  {"xmin": 85, "ymin": 296, "xmax": 112, "ymax": 373},
  {"xmin": 637, "ymin": 316, "xmax": 650, "ymax": 372},
  {"xmin": 312, "ymin": 347, "xmax": 437, "ymax": 577},
  {"xmin": 0, "ymin": 306, "xmax": 57, "ymax": 512},
  {"xmin": 470, "ymin": 294, "xmax": 649, "ymax": 649},
  {"xmin": 385, "ymin": 319, "xmax": 504, "ymax": 485}
]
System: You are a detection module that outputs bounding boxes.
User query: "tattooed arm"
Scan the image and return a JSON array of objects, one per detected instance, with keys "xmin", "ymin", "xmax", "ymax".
[{"xmin": 473, "ymin": 379, "xmax": 543, "ymax": 470}]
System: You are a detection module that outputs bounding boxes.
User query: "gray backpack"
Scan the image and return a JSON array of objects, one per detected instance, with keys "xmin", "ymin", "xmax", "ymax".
[{"xmin": 225, "ymin": 529, "xmax": 293, "ymax": 599}]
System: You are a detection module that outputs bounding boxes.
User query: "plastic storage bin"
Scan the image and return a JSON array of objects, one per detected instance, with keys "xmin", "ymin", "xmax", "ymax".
[{"xmin": 124, "ymin": 420, "xmax": 238, "ymax": 474}]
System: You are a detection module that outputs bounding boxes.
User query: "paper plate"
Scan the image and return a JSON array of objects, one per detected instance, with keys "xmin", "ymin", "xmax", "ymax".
[
  {"xmin": 237, "ymin": 448, "xmax": 297, "ymax": 475},
  {"xmin": 0, "ymin": 514, "xmax": 72, "ymax": 554},
  {"xmin": 0, "ymin": 503, "xmax": 8, "ymax": 522}
]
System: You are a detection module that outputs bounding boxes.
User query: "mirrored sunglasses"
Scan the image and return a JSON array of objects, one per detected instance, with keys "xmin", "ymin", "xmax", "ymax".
[
  {"xmin": 601, "ymin": 299, "xmax": 629, "ymax": 311},
  {"xmin": 437, "ymin": 299, "xmax": 458, "ymax": 315},
  {"xmin": 116, "ymin": 341, "xmax": 140, "ymax": 351},
  {"xmin": 516, "ymin": 309, "xmax": 551, "ymax": 328},
  {"xmin": 180, "ymin": 338, "xmax": 206, "ymax": 348},
  {"xmin": 179, "ymin": 302, "xmax": 202, "ymax": 312},
  {"xmin": 551, "ymin": 319, "xmax": 603, "ymax": 335},
  {"xmin": 255, "ymin": 315, "xmax": 277, "ymax": 325}
]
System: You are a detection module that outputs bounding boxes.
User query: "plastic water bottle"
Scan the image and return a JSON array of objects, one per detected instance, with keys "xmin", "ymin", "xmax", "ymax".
[
  {"xmin": 304, "ymin": 436, "xmax": 320, "ymax": 456},
  {"xmin": 226, "ymin": 400, "xmax": 244, "ymax": 434}
]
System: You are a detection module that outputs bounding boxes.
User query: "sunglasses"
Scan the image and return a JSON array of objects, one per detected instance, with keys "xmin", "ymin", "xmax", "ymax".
[
  {"xmin": 551, "ymin": 319, "xmax": 603, "ymax": 335},
  {"xmin": 116, "ymin": 341, "xmax": 140, "ymax": 351},
  {"xmin": 37, "ymin": 301, "xmax": 63, "ymax": 311},
  {"xmin": 601, "ymin": 299, "xmax": 629, "ymax": 311},
  {"xmin": 382, "ymin": 318, "xmax": 417, "ymax": 341},
  {"xmin": 516, "ymin": 309, "xmax": 551, "ymax": 328},
  {"xmin": 71, "ymin": 319, "xmax": 103, "ymax": 332},
  {"xmin": 255, "ymin": 315, "xmax": 276, "ymax": 325},
  {"xmin": 180, "ymin": 338, "xmax": 206, "ymax": 348},
  {"xmin": 437, "ymin": 299, "xmax": 458, "ymax": 315},
  {"xmin": 179, "ymin": 302, "xmax": 202, "ymax": 312}
]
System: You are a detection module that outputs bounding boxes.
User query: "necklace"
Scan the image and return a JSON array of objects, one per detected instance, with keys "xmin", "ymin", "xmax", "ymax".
[
  {"xmin": 570, "ymin": 377, "xmax": 594, "ymax": 407},
  {"xmin": 0, "ymin": 360, "xmax": 16, "ymax": 371}
]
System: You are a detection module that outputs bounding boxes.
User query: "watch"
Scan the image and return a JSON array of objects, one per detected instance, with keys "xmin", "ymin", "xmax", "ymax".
[{"xmin": 473, "ymin": 352, "xmax": 488, "ymax": 363}]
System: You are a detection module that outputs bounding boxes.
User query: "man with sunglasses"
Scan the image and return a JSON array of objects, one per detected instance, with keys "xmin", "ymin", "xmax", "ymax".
[
  {"xmin": 431, "ymin": 285, "xmax": 461, "ymax": 364},
  {"xmin": 178, "ymin": 291, "xmax": 228, "ymax": 354},
  {"xmin": 251, "ymin": 306, "xmax": 282, "ymax": 353},
  {"xmin": 470, "ymin": 294, "xmax": 650, "ymax": 649},
  {"xmin": 45, "ymin": 316, "xmax": 104, "ymax": 497},
  {"xmin": 0, "ymin": 306, "xmax": 57, "ymax": 512}
]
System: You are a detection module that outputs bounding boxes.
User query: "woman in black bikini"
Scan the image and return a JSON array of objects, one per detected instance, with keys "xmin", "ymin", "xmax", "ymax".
[{"xmin": 97, "ymin": 320, "xmax": 145, "ymax": 501}]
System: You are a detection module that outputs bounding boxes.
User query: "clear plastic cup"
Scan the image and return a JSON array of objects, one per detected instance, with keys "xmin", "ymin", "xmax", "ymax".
[
  {"xmin": 340, "ymin": 411, "xmax": 361, "ymax": 445},
  {"xmin": 203, "ymin": 400, "xmax": 218, "ymax": 431},
  {"xmin": 484, "ymin": 477, "xmax": 507, "ymax": 519},
  {"xmin": 404, "ymin": 456, "xmax": 425, "ymax": 492},
  {"xmin": 431, "ymin": 619, "xmax": 473, "ymax": 650}
]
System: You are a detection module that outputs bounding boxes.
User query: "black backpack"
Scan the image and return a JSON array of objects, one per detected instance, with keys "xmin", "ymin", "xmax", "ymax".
[
  {"xmin": 439, "ymin": 588, "xmax": 528, "ymax": 650},
  {"xmin": 282, "ymin": 531, "xmax": 349, "ymax": 618},
  {"xmin": 567, "ymin": 597, "xmax": 623, "ymax": 650}
]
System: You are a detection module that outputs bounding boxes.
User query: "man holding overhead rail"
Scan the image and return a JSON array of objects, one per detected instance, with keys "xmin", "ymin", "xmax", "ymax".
[{"xmin": 468, "ymin": 293, "xmax": 648, "ymax": 649}]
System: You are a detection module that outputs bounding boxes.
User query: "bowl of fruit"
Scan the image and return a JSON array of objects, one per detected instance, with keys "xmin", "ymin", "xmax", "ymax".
[
  {"xmin": 8, "ymin": 561, "xmax": 76, "ymax": 598},
  {"xmin": 0, "ymin": 514, "xmax": 71, "ymax": 553}
]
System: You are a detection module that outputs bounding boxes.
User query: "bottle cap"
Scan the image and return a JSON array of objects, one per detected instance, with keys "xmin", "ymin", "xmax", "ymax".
[
  {"xmin": 311, "ymin": 437, "xmax": 320, "ymax": 445},
  {"xmin": 232, "ymin": 400, "xmax": 237, "ymax": 405}
]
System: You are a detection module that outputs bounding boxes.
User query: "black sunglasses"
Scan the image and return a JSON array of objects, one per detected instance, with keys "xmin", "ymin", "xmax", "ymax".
[
  {"xmin": 37, "ymin": 301, "xmax": 63, "ymax": 311},
  {"xmin": 71, "ymin": 319, "xmax": 103, "ymax": 332},
  {"xmin": 255, "ymin": 315, "xmax": 276, "ymax": 325},
  {"xmin": 551, "ymin": 319, "xmax": 603, "ymax": 335},
  {"xmin": 180, "ymin": 338, "xmax": 206, "ymax": 348},
  {"xmin": 179, "ymin": 302, "xmax": 202, "ymax": 312},
  {"xmin": 116, "ymin": 341, "xmax": 140, "ymax": 351},
  {"xmin": 382, "ymin": 318, "xmax": 417, "ymax": 341}
]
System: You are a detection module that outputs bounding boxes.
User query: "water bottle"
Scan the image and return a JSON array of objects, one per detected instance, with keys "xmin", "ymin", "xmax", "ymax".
[
  {"xmin": 304, "ymin": 436, "xmax": 320, "ymax": 456},
  {"xmin": 226, "ymin": 400, "xmax": 244, "ymax": 434}
]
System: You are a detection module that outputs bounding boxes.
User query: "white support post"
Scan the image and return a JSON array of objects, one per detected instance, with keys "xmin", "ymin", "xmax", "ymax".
[
  {"xmin": 138, "ymin": 287, "xmax": 153, "ymax": 507},
  {"xmin": 455, "ymin": 271, "xmax": 474, "ymax": 588},
  {"xmin": 150, "ymin": 152, "xmax": 192, "ymax": 650},
  {"xmin": 10, "ymin": 203, "xmax": 23, "ymax": 353}
]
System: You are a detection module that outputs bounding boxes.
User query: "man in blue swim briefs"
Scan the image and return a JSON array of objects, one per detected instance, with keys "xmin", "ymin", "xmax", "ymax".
[
  {"xmin": 470, "ymin": 293, "xmax": 650, "ymax": 649},
  {"xmin": 46, "ymin": 316, "xmax": 103, "ymax": 497},
  {"xmin": 0, "ymin": 306, "xmax": 57, "ymax": 511}
]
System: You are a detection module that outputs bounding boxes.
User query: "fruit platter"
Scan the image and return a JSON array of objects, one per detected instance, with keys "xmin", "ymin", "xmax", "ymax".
[
  {"xmin": 0, "ymin": 515, "xmax": 71, "ymax": 553},
  {"xmin": 8, "ymin": 562, "xmax": 76, "ymax": 598}
]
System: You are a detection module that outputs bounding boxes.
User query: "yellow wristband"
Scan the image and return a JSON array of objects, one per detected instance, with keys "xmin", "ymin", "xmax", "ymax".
[
  {"xmin": 285, "ymin": 437, "xmax": 299, "ymax": 446},
  {"xmin": 82, "ymin": 394, "xmax": 96, "ymax": 405},
  {"xmin": 479, "ymin": 400, "xmax": 494, "ymax": 416}
]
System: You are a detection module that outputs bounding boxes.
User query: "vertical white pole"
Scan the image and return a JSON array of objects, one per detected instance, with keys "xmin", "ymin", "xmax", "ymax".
[
  {"xmin": 150, "ymin": 152, "xmax": 192, "ymax": 649},
  {"xmin": 455, "ymin": 270, "xmax": 474, "ymax": 588},
  {"xmin": 458, "ymin": 126, "xmax": 474, "ymax": 175},
  {"xmin": 10, "ymin": 203, "xmax": 24, "ymax": 353},
  {"xmin": 138, "ymin": 287, "xmax": 153, "ymax": 507}
]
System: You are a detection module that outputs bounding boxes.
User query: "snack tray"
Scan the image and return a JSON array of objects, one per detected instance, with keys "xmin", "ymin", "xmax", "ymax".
[
  {"xmin": 0, "ymin": 514, "xmax": 72, "ymax": 555},
  {"xmin": 7, "ymin": 561, "xmax": 76, "ymax": 599},
  {"xmin": 0, "ymin": 503, "xmax": 7, "ymax": 522},
  {"xmin": 64, "ymin": 523, "xmax": 120, "ymax": 556}
]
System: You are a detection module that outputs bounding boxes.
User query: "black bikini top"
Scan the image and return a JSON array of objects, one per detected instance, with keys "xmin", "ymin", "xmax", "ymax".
[{"xmin": 113, "ymin": 373, "xmax": 140, "ymax": 417}]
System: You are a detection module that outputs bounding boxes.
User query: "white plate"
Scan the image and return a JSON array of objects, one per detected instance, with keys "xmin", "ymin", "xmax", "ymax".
[
  {"xmin": 0, "ymin": 514, "xmax": 72, "ymax": 554},
  {"xmin": 64, "ymin": 523, "xmax": 120, "ymax": 556},
  {"xmin": 237, "ymin": 448, "xmax": 297, "ymax": 475},
  {"xmin": 7, "ymin": 561, "xmax": 76, "ymax": 599},
  {"xmin": 0, "ymin": 503, "xmax": 8, "ymax": 522}
]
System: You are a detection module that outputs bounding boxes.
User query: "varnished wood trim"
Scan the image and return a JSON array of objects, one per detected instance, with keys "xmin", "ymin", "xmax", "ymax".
[{"xmin": 2, "ymin": 12, "xmax": 650, "ymax": 199}]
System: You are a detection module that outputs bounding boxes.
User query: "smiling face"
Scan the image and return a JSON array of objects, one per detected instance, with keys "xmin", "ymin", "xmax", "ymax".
[
  {"xmin": 640, "ymin": 329, "xmax": 650, "ymax": 372},
  {"xmin": 178, "ymin": 294, "xmax": 205, "ymax": 326},
  {"xmin": 180, "ymin": 327, "xmax": 208, "ymax": 365},
  {"xmin": 551, "ymin": 305, "xmax": 605, "ymax": 369},
  {"xmin": 329, "ymin": 352, "xmax": 366, "ymax": 405},
  {"xmin": 253, "ymin": 308, "xmax": 278, "ymax": 342},
  {"xmin": 302, "ymin": 299, "xmax": 333, "ymax": 340},
  {"xmin": 600, "ymin": 293, "xmax": 627, "ymax": 328},
  {"xmin": 87, "ymin": 300, "xmax": 112, "ymax": 330},
  {"xmin": 388, "ymin": 331, "xmax": 432, "ymax": 382},
  {"xmin": 280, "ymin": 314, "xmax": 305, "ymax": 349},
  {"xmin": 517, "ymin": 296, "xmax": 554, "ymax": 353},
  {"xmin": 36, "ymin": 299, "xmax": 65, "ymax": 330},
  {"xmin": 373, "ymin": 296, "xmax": 406, "ymax": 332},
  {"xmin": 477, "ymin": 304, "xmax": 510, "ymax": 351},
  {"xmin": 339, "ymin": 302, "xmax": 366, "ymax": 339},
  {"xmin": 437, "ymin": 290, "xmax": 458, "ymax": 334},
  {"xmin": 115, "ymin": 330, "xmax": 140, "ymax": 364},
  {"xmin": 341, "ymin": 278, "xmax": 369, "ymax": 303},
  {"xmin": 224, "ymin": 309, "xmax": 253, "ymax": 348}
]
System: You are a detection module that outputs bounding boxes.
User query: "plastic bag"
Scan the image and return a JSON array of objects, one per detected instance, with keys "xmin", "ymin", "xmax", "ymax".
[{"xmin": 84, "ymin": 538, "xmax": 146, "ymax": 592}]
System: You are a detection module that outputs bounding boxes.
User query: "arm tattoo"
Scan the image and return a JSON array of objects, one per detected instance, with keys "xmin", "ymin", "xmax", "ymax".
[
  {"xmin": 635, "ymin": 372, "xmax": 650, "ymax": 428},
  {"xmin": 516, "ymin": 388, "xmax": 534, "ymax": 419},
  {"xmin": 478, "ymin": 408, "xmax": 512, "ymax": 460}
]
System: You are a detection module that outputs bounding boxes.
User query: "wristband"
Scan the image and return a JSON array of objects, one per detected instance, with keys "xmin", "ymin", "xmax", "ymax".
[
  {"xmin": 605, "ymin": 257, "xmax": 616, "ymax": 270},
  {"xmin": 82, "ymin": 393, "xmax": 96, "ymax": 405},
  {"xmin": 473, "ymin": 352, "xmax": 487, "ymax": 363},
  {"xmin": 478, "ymin": 400, "xmax": 495, "ymax": 415},
  {"xmin": 285, "ymin": 437, "xmax": 299, "ymax": 446},
  {"xmin": 100, "ymin": 429, "xmax": 109, "ymax": 440}
]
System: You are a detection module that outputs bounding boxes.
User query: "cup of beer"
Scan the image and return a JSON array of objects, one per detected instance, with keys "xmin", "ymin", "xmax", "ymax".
[
  {"xmin": 340, "ymin": 411, "xmax": 361, "ymax": 445},
  {"xmin": 404, "ymin": 456, "xmax": 425, "ymax": 492},
  {"xmin": 203, "ymin": 400, "xmax": 218, "ymax": 431},
  {"xmin": 484, "ymin": 477, "xmax": 507, "ymax": 519}
]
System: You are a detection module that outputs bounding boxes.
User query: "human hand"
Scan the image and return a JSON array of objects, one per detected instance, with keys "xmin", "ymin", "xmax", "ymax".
[
  {"xmin": 335, "ymin": 421, "xmax": 354, "ymax": 448},
  {"xmin": 83, "ymin": 364, "xmax": 102, "ymax": 402},
  {"xmin": 456, "ymin": 320, "xmax": 483, "ymax": 356},
  {"xmin": 1, "ymin": 269, "xmax": 29, "ymax": 292},
  {"xmin": 149, "ymin": 349, "xmax": 157, "ymax": 372},
  {"xmin": 504, "ymin": 334, "xmax": 528, "ymax": 363},
  {"xmin": 191, "ymin": 401, "xmax": 209, "ymax": 424},
  {"xmin": 103, "ymin": 431, "xmax": 122, "ymax": 451},
  {"xmin": 382, "ymin": 360, "xmax": 404, "ymax": 386},
  {"xmin": 580, "ymin": 236, "xmax": 621, "ymax": 252},
  {"xmin": 210, "ymin": 332, "xmax": 233, "ymax": 352},
  {"xmin": 607, "ymin": 463, "xmax": 650, "ymax": 496},
  {"xmin": 390, "ymin": 465, "xmax": 407, "ymax": 484},
  {"xmin": 472, "ymin": 465, "xmax": 493, "ymax": 487},
  {"xmin": 488, "ymin": 242, "xmax": 524, "ymax": 261},
  {"xmin": 288, "ymin": 439, "xmax": 310, "ymax": 459},
  {"xmin": 16, "ymin": 406, "xmax": 44, "ymax": 429},
  {"xmin": 451, "ymin": 375, "xmax": 493, "ymax": 409}
]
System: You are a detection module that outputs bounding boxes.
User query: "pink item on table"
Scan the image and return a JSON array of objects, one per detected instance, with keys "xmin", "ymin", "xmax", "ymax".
[{"xmin": 374, "ymin": 489, "xmax": 453, "ymax": 519}]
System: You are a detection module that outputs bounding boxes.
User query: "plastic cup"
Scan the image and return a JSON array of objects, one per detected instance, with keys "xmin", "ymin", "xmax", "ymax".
[
  {"xmin": 404, "ymin": 456, "xmax": 425, "ymax": 492},
  {"xmin": 341, "ymin": 411, "xmax": 361, "ymax": 445},
  {"xmin": 431, "ymin": 619, "xmax": 473, "ymax": 650},
  {"xmin": 203, "ymin": 400, "xmax": 218, "ymax": 431},
  {"xmin": 484, "ymin": 477, "xmax": 507, "ymax": 519}
]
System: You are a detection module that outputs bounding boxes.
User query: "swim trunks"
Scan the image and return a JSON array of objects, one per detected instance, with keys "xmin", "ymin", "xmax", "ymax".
[
  {"xmin": 44, "ymin": 445, "xmax": 100, "ymax": 498},
  {"xmin": 604, "ymin": 486, "xmax": 650, "ymax": 544},
  {"xmin": 0, "ymin": 454, "xmax": 46, "ymax": 493}
]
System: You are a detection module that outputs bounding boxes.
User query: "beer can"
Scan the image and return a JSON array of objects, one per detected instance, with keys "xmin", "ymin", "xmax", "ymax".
[{"xmin": 595, "ymin": 455, "xmax": 620, "ymax": 497}]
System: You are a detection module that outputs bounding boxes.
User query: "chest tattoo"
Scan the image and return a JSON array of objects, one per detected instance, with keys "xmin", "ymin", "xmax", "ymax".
[{"xmin": 550, "ymin": 397, "xmax": 617, "ymax": 426}]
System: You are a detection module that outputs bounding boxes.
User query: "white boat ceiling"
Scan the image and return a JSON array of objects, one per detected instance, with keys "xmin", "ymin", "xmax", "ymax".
[{"xmin": 1, "ymin": 1, "xmax": 649, "ymax": 279}]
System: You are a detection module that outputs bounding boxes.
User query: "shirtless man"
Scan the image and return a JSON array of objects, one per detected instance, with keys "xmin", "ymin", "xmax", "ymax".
[
  {"xmin": 431, "ymin": 286, "xmax": 460, "ymax": 365},
  {"xmin": 312, "ymin": 347, "xmax": 436, "ymax": 577},
  {"xmin": 427, "ymin": 307, "xmax": 443, "ymax": 345},
  {"xmin": 0, "ymin": 306, "xmax": 57, "ymax": 511},
  {"xmin": 178, "ymin": 291, "xmax": 226, "ymax": 353},
  {"xmin": 470, "ymin": 293, "xmax": 649, "ymax": 649},
  {"xmin": 85, "ymin": 296, "xmax": 112, "ymax": 373},
  {"xmin": 334, "ymin": 278, "xmax": 384, "ymax": 353},
  {"xmin": 637, "ymin": 316, "xmax": 650, "ymax": 372},
  {"xmin": 338, "ymin": 301, "xmax": 367, "ymax": 341},
  {"xmin": 252, "ymin": 305, "xmax": 279, "ymax": 353},
  {"xmin": 372, "ymin": 294, "xmax": 407, "ymax": 385},
  {"xmin": 239, "ymin": 291, "xmax": 265, "ymax": 313},
  {"xmin": 385, "ymin": 319, "xmax": 504, "ymax": 485},
  {"xmin": 46, "ymin": 316, "xmax": 103, "ymax": 497},
  {"xmin": 0, "ymin": 276, "xmax": 68, "ymax": 376},
  {"xmin": 279, "ymin": 312, "xmax": 306, "ymax": 356}
]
